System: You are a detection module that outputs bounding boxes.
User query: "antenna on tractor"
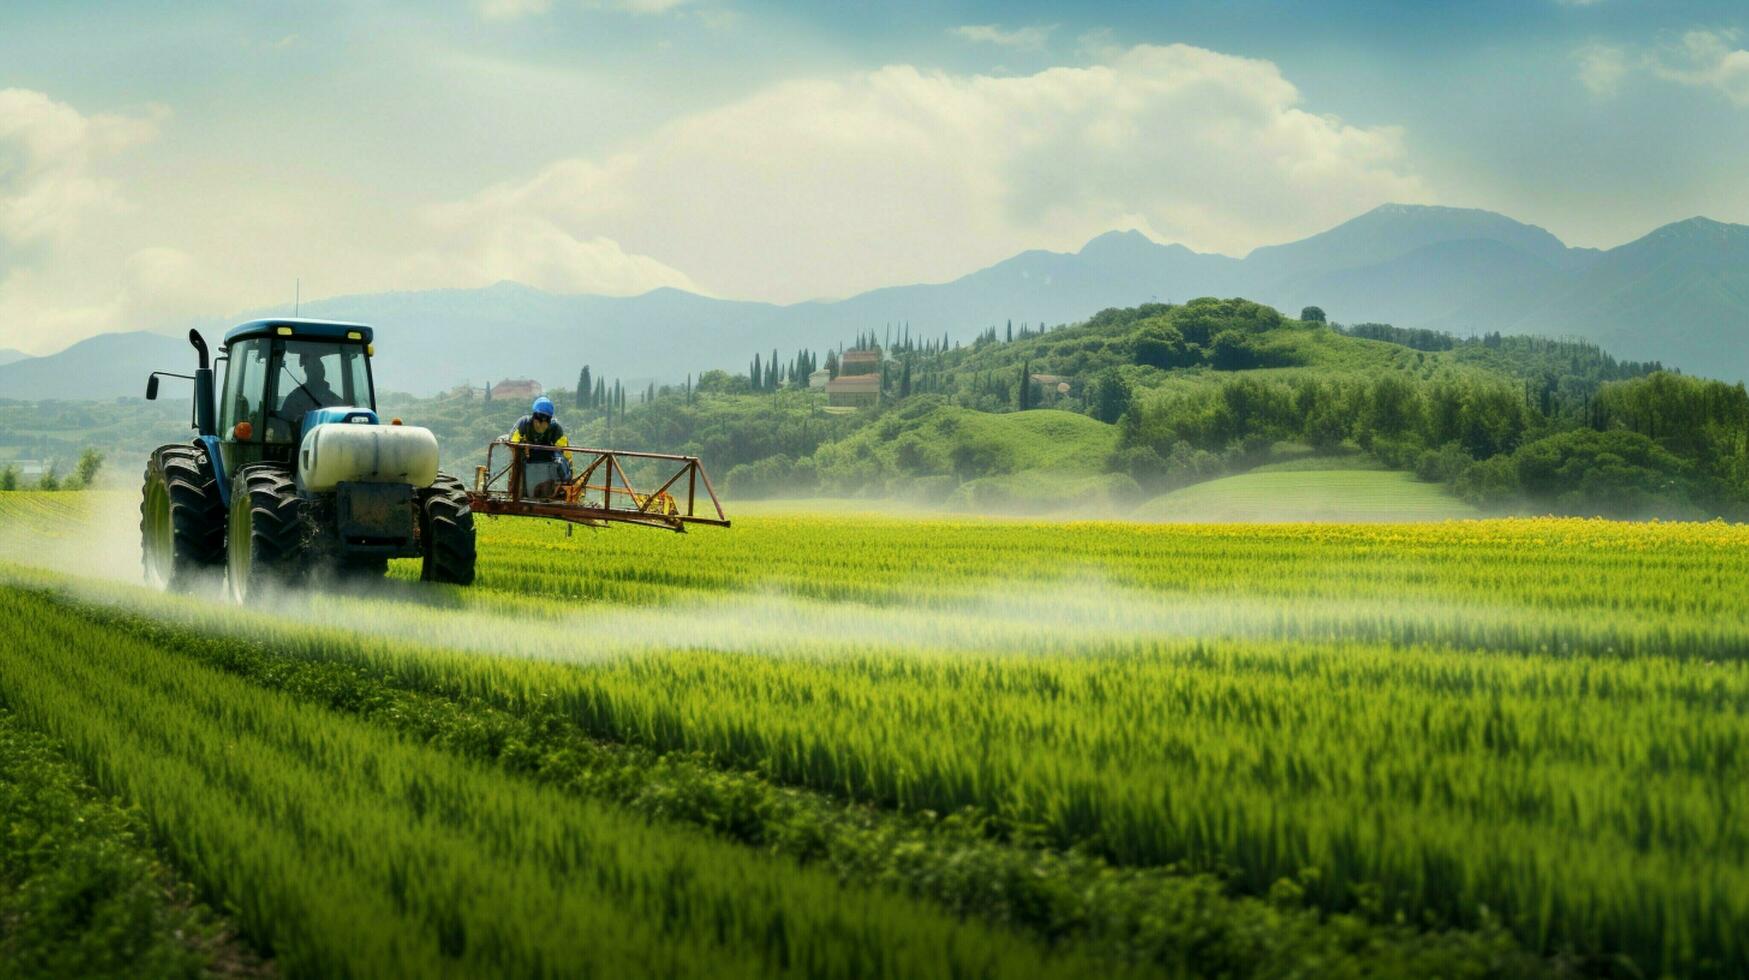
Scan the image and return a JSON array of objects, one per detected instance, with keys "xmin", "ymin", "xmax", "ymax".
[{"xmin": 295, "ymin": 278, "xmax": 301, "ymax": 316}]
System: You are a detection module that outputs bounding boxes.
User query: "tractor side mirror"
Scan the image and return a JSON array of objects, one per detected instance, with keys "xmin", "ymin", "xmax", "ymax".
[{"xmin": 146, "ymin": 375, "xmax": 160, "ymax": 400}]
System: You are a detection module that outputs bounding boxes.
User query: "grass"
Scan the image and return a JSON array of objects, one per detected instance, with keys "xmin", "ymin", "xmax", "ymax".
[
  {"xmin": 4, "ymin": 581, "xmax": 1537, "ymax": 978},
  {"xmin": 0, "ymin": 583, "xmax": 1116, "ymax": 980},
  {"xmin": 1130, "ymin": 468, "xmax": 1477, "ymax": 522},
  {"xmin": 2, "ymin": 491, "xmax": 1747, "ymax": 975},
  {"xmin": 0, "ymin": 708, "xmax": 260, "ymax": 979}
]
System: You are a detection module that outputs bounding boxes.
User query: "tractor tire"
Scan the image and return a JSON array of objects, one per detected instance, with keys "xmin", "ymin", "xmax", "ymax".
[
  {"xmin": 226, "ymin": 464, "xmax": 307, "ymax": 603},
  {"xmin": 419, "ymin": 474, "xmax": 476, "ymax": 585},
  {"xmin": 139, "ymin": 444, "xmax": 225, "ymax": 591}
]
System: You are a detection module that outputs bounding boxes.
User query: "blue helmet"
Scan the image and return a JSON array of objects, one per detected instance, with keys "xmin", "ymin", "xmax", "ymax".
[{"xmin": 532, "ymin": 396, "xmax": 555, "ymax": 418}]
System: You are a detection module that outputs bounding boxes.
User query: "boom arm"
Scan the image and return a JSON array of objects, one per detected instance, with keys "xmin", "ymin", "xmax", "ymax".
[{"xmin": 467, "ymin": 439, "xmax": 729, "ymax": 531}]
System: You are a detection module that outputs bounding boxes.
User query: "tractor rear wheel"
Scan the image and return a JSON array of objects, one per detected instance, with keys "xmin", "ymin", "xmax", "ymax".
[
  {"xmin": 419, "ymin": 474, "xmax": 476, "ymax": 585},
  {"xmin": 139, "ymin": 444, "xmax": 225, "ymax": 591},
  {"xmin": 226, "ymin": 464, "xmax": 307, "ymax": 603}
]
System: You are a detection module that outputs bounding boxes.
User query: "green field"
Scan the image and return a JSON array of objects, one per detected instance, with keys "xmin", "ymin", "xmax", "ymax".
[
  {"xmin": 1132, "ymin": 468, "xmax": 1479, "ymax": 522},
  {"xmin": 2, "ymin": 491, "xmax": 1747, "ymax": 976}
]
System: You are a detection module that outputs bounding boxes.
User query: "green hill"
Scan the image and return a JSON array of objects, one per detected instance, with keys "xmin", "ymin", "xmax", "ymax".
[
  {"xmin": 1132, "ymin": 469, "xmax": 1478, "ymax": 523},
  {"xmin": 800, "ymin": 401, "xmax": 1128, "ymax": 512}
]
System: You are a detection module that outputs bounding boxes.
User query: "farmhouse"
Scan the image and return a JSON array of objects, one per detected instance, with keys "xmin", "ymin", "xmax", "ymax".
[
  {"xmin": 808, "ymin": 368, "xmax": 831, "ymax": 389},
  {"xmin": 826, "ymin": 372, "xmax": 881, "ymax": 407},
  {"xmin": 838, "ymin": 348, "xmax": 881, "ymax": 376},
  {"xmin": 490, "ymin": 379, "xmax": 542, "ymax": 402}
]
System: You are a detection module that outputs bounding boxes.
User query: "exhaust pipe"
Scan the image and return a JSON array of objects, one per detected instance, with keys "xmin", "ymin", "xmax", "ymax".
[{"xmin": 189, "ymin": 329, "xmax": 216, "ymax": 437}]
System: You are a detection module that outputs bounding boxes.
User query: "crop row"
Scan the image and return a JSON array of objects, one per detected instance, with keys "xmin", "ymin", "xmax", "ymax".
[
  {"xmin": 448, "ymin": 513, "xmax": 1749, "ymax": 623},
  {"xmin": 9, "ymin": 521, "xmax": 1747, "ymax": 977},
  {"xmin": 0, "ymin": 706, "xmax": 255, "ymax": 978},
  {"xmin": 0, "ymin": 583, "xmax": 1117, "ymax": 979},
  {"xmin": 8, "ymin": 579, "xmax": 1541, "ymax": 978}
]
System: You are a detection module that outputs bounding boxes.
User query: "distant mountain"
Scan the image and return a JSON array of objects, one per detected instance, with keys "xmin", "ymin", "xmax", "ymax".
[
  {"xmin": 4, "ymin": 203, "xmax": 1747, "ymax": 399},
  {"xmin": 0, "ymin": 332, "xmax": 187, "ymax": 402},
  {"xmin": 0, "ymin": 348, "xmax": 30, "ymax": 367},
  {"xmin": 1245, "ymin": 203, "xmax": 1590, "ymax": 282},
  {"xmin": 1434, "ymin": 217, "xmax": 1749, "ymax": 373}
]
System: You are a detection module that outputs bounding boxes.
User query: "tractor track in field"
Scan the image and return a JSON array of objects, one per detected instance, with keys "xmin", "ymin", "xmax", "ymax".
[{"xmin": 2, "ymin": 580, "xmax": 1552, "ymax": 979}]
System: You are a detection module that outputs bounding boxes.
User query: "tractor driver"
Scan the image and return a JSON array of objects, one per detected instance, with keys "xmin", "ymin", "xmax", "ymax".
[
  {"xmin": 275, "ymin": 351, "xmax": 343, "ymax": 440},
  {"xmin": 508, "ymin": 396, "xmax": 572, "ymax": 496}
]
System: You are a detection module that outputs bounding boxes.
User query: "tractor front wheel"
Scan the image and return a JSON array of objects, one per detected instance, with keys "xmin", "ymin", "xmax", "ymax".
[
  {"xmin": 226, "ymin": 465, "xmax": 307, "ymax": 603},
  {"xmin": 419, "ymin": 474, "xmax": 476, "ymax": 585},
  {"xmin": 140, "ymin": 444, "xmax": 225, "ymax": 591}
]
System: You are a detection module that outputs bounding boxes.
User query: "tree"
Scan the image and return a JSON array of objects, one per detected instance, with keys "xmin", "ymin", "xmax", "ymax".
[
  {"xmin": 825, "ymin": 349, "xmax": 839, "ymax": 379},
  {"xmin": 1208, "ymin": 331, "xmax": 1259, "ymax": 371},
  {"xmin": 899, "ymin": 359, "xmax": 912, "ymax": 399},
  {"xmin": 1006, "ymin": 319, "xmax": 1013, "ymax": 343},
  {"xmin": 483, "ymin": 381, "xmax": 493, "ymax": 404},
  {"xmin": 0, "ymin": 465, "xmax": 16, "ymax": 491},
  {"xmin": 1300, "ymin": 306, "xmax": 1327, "ymax": 324},
  {"xmin": 1017, "ymin": 360, "xmax": 1032, "ymax": 410},
  {"xmin": 577, "ymin": 366, "xmax": 591, "ymax": 408},
  {"xmin": 1088, "ymin": 369, "xmax": 1131, "ymax": 424},
  {"xmin": 65, "ymin": 449, "xmax": 103, "ymax": 490},
  {"xmin": 751, "ymin": 354, "xmax": 762, "ymax": 390},
  {"xmin": 1134, "ymin": 325, "xmax": 1193, "ymax": 369},
  {"xmin": 37, "ymin": 464, "xmax": 59, "ymax": 492}
]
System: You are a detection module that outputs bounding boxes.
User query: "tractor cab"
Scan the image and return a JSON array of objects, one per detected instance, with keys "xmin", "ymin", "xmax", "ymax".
[{"xmin": 217, "ymin": 320, "xmax": 377, "ymax": 471}]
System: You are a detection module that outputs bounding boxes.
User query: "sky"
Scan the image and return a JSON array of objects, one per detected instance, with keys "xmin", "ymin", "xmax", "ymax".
[{"xmin": 2, "ymin": 0, "xmax": 1747, "ymax": 355}]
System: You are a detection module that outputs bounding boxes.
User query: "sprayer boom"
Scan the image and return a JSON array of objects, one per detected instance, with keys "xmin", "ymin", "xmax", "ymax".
[{"xmin": 467, "ymin": 439, "xmax": 729, "ymax": 532}]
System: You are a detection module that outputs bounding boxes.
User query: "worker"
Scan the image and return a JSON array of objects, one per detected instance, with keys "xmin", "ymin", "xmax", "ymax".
[{"xmin": 508, "ymin": 395, "xmax": 572, "ymax": 495}]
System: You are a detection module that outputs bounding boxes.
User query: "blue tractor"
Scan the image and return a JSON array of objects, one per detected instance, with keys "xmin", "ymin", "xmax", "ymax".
[{"xmin": 140, "ymin": 320, "xmax": 476, "ymax": 599}]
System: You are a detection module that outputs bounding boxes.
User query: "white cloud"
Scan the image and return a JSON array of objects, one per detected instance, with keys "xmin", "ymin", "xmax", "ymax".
[
  {"xmin": 426, "ymin": 43, "xmax": 1424, "ymax": 302},
  {"xmin": 1575, "ymin": 43, "xmax": 1629, "ymax": 96},
  {"xmin": 0, "ymin": 90, "xmax": 209, "ymax": 350},
  {"xmin": 1652, "ymin": 29, "xmax": 1749, "ymax": 106},
  {"xmin": 401, "ymin": 198, "xmax": 699, "ymax": 296},
  {"xmin": 0, "ymin": 88, "xmax": 162, "ymax": 247},
  {"xmin": 1581, "ymin": 29, "xmax": 1749, "ymax": 107},
  {"xmin": 1, "ymin": 45, "xmax": 1427, "ymax": 351},
  {"xmin": 950, "ymin": 24, "xmax": 1055, "ymax": 51}
]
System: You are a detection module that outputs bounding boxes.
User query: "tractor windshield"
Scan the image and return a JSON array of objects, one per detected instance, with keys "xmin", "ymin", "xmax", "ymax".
[{"xmin": 268, "ymin": 341, "xmax": 373, "ymax": 441}]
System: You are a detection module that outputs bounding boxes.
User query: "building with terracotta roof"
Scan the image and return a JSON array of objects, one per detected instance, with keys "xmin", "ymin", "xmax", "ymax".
[
  {"xmin": 490, "ymin": 379, "xmax": 542, "ymax": 402},
  {"xmin": 838, "ymin": 348, "xmax": 881, "ymax": 376},
  {"xmin": 825, "ymin": 372, "xmax": 881, "ymax": 407}
]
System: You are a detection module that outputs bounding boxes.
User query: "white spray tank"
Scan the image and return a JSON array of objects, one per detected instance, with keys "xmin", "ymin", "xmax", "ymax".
[{"xmin": 299, "ymin": 416, "xmax": 440, "ymax": 492}]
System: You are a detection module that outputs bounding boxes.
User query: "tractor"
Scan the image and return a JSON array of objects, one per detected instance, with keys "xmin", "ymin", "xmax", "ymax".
[{"xmin": 140, "ymin": 320, "xmax": 474, "ymax": 599}]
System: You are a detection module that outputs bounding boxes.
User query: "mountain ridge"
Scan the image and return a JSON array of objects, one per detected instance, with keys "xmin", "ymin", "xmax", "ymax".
[{"xmin": 4, "ymin": 203, "xmax": 1746, "ymax": 399}]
